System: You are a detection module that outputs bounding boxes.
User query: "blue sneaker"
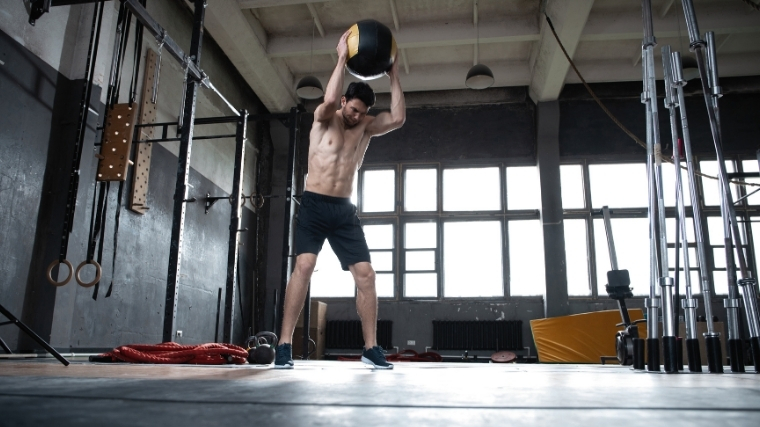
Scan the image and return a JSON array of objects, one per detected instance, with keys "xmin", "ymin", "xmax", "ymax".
[
  {"xmin": 274, "ymin": 343, "xmax": 294, "ymax": 369},
  {"xmin": 361, "ymin": 346, "xmax": 394, "ymax": 370}
]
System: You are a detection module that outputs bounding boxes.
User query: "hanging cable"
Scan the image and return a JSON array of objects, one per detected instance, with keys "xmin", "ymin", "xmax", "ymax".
[{"xmin": 543, "ymin": 13, "xmax": 758, "ymax": 188}]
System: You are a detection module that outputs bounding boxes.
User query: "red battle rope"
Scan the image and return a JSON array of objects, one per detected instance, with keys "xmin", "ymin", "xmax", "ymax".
[{"xmin": 92, "ymin": 342, "xmax": 248, "ymax": 365}]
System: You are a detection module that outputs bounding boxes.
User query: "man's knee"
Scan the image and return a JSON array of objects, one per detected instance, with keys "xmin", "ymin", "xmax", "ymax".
[
  {"xmin": 293, "ymin": 254, "xmax": 317, "ymax": 278},
  {"xmin": 351, "ymin": 262, "xmax": 376, "ymax": 288}
]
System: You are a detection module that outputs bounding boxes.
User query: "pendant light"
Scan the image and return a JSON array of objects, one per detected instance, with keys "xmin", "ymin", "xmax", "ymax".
[
  {"xmin": 465, "ymin": 0, "xmax": 494, "ymax": 89},
  {"xmin": 296, "ymin": 17, "xmax": 324, "ymax": 99}
]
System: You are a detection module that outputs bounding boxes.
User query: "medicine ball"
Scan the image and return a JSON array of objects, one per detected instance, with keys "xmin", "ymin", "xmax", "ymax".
[{"xmin": 346, "ymin": 19, "xmax": 397, "ymax": 80}]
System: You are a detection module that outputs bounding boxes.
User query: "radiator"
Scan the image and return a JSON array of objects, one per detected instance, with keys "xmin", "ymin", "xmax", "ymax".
[
  {"xmin": 432, "ymin": 320, "xmax": 523, "ymax": 351},
  {"xmin": 326, "ymin": 320, "xmax": 393, "ymax": 349}
]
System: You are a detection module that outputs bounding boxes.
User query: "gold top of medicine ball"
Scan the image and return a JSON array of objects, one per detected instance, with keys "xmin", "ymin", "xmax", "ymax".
[{"xmin": 347, "ymin": 23, "xmax": 360, "ymax": 59}]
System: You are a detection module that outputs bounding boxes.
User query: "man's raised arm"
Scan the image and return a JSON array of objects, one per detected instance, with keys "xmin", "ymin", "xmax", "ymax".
[
  {"xmin": 314, "ymin": 30, "xmax": 350, "ymax": 123},
  {"xmin": 366, "ymin": 57, "xmax": 406, "ymax": 137}
]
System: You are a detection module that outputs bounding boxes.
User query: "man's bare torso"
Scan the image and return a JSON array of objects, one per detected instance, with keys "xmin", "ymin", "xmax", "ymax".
[{"xmin": 305, "ymin": 111, "xmax": 372, "ymax": 198}]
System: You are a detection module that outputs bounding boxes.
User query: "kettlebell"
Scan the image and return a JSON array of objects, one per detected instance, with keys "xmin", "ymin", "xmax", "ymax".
[{"xmin": 246, "ymin": 331, "xmax": 278, "ymax": 365}]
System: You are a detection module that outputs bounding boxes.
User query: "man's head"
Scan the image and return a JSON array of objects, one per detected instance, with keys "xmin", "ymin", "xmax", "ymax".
[{"xmin": 340, "ymin": 82, "xmax": 375, "ymax": 128}]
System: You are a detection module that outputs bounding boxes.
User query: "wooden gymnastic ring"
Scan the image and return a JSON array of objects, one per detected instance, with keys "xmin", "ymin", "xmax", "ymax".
[
  {"xmin": 46, "ymin": 259, "xmax": 73, "ymax": 287},
  {"xmin": 75, "ymin": 259, "xmax": 102, "ymax": 288}
]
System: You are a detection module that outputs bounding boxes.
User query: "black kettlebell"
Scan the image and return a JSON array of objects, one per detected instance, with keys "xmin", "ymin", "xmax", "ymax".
[{"xmin": 246, "ymin": 331, "xmax": 278, "ymax": 365}]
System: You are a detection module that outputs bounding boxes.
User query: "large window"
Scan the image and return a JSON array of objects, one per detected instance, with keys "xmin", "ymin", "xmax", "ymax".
[{"xmin": 310, "ymin": 154, "xmax": 760, "ymax": 301}]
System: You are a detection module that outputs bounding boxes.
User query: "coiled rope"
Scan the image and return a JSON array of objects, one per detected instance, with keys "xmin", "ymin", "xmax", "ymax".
[{"xmin": 93, "ymin": 342, "xmax": 248, "ymax": 365}]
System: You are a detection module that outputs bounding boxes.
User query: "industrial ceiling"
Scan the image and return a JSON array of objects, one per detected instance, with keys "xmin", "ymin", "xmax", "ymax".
[{"xmin": 195, "ymin": 0, "xmax": 760, "ymax": 112}]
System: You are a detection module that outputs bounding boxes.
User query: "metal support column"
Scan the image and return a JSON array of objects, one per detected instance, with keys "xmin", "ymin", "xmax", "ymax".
[
  {"xmin": 277, "ymin": 107, "xmax": 300, "ymax": 337},
  {"xmin": 223, "ymin": 110, "xmax": 248, "ymax": 343},
  {"xmin": 163, "ymin": 0, "xmax": 206, "ymax": 343}
]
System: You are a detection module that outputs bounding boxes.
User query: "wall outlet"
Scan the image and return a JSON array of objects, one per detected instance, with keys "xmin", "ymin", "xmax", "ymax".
[
  {"xmin": 176, "ymin": 330, "xmax": 183, "ymax": 337},
  {"xmin": 407, "ymin": 340, "xmax": 415, "ymax": 345}
]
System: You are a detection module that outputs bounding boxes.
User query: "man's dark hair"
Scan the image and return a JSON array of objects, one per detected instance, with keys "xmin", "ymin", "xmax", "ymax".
[{"xmin": 344, "ymin": 82, "xmax": 376, "ymax": 108}]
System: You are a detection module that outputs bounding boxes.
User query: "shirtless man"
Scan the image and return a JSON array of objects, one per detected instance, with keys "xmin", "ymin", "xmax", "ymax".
[{"xmin": 274, "ymin": 30, "xmax": 405, "ymax": 369}]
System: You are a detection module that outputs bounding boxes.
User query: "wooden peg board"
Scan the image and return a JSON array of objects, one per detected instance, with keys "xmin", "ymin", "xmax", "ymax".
[
  {"xmin": 96, "ymin": 103, "xmax": 136, "ymax": 182},
  {"xmin": 129, "ymin": 48, "xmax": 159, "ymax": 214}
]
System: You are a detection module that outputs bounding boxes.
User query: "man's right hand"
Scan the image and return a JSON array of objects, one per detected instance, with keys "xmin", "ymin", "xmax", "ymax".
[{"xmin": 337, "ymin": 30, "xmax": 350, "ymax": 61}]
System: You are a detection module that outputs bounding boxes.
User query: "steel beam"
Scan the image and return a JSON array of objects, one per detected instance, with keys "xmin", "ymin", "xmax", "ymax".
[
  {"xmin": 163, "ymin": 0, "xmax": 206, "ymax": 343},
  {"xmin": 223, "ymin": 111, "xmax": 248, "ymax": 343}
]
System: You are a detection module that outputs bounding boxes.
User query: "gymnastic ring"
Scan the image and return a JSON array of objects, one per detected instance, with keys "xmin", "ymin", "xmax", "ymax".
[
  {"xmin": 75, "ymin": 259, "xmax": 102, "ymax": 288},
  {"xmin": 46, "ymin": 259, "xmax": 73, "ymax": 287},
  {"xmin": 251, "ymin": 192, "xmax": 265, "ymax": 210},
  {"xmin": 229, "ymin": 193, "xmax": 245, "ymax": 209}
]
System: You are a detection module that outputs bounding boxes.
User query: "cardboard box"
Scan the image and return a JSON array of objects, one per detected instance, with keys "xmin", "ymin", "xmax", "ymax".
[
  {"xmin": 296, "ymin": 300, "xmax": 327, "ymax": 330},
  {"xmin": 292, "ymin": 327, "xmax": 325, "ymax": 360}
]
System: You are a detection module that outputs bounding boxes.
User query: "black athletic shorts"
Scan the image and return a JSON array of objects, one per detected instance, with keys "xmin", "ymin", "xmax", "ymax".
[{"xmin": 295, "ymin": 191, "xmax": 371, "ymax": 271}]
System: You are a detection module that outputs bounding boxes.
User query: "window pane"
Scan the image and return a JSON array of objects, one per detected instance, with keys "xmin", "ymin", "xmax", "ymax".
[
  {"xmin": 406, "ymin": 250, "xmax": 435, "ymax": 271},
  {"xmin": 675, "ymin": 270, "xmax": 702, "ymax": 294},
  {"xmin": 350, "ymin": 173, "xmax": 358, "ymax": 205},
  {"xmin": 311, "ymin": 241, "xmax": 355, "ymax": 297},
  {"xmin": 740, "ymin": 160, "xmax": 760, "ymax": 206},
  {"xmin": 362, "ymin": 169, "xmax": 395, "ymax": 212},
  {"xmin": 507, "ymin": 166, "xmax": 540, "ymax": 210},
  {"xmin": 443, "ymin": 167, "xmax": 501, "ymax": 211},
  {"xmin": 594, "ymin": 218, "xmax": 650, "ymax": 296},
  {"xmin": 700, "ymin": 161, "xmax": 736, "ymax": 206},
  {"xmin": 371, "ymin": 251, "xmax": 393, "ymax": 272},
  {"xmin": 364, "ymin": 224, "xmax": 394, "ymax": 249},
  {"xmin": 509, "ymin": 220, "xmax": 545, "ymax": 296},
  {"xmin": 666, "ymin": 217, "xmax": 696, "ymax": 245},
  {"xmin": 560, "ymin": 165, "xmax": 585, "ymax": 209},
  {"xmin": 668, "ymin": 247, "xmax": 698, "ymax": 270},
  {"xmin": 444, "ymin": 221, "xmax": 503, "ymax": 297},
  {"xmin": 405, "ymin": 169, "xmax": 437, "ymax": 211},
  {"xmin": 589, "ymin": 164, "xmax": 648, "ymax": 208},
  {"xmin": 706, "ymin": 216, "xmax": 740, "ymax": 246},
  {"xmin": 564, "ymin": 219, "xmax": 590, "ymax": 296},
  {"xmin": 661, "ymin": 164, "xmax": 692, "ymax": 207},
  {"xmin": 376, "ymin": 273, "xmax": 394, "ymax": 298},
  {"xmin": 405, "ymin": 273, "xmax": 437, "ymax": 297},
  {"xmin": 405, "ymin": 222, "xmax": 436, "ymax": 249},
  {"xmin": 712, "ymin": 272, "xmax": 728, "ymax": 295}
]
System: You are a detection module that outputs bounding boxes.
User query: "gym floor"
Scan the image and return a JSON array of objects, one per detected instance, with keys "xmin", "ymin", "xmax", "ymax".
[{"xmin": 0, "ymin": 358, "xmax": 758, "ymax": 426}]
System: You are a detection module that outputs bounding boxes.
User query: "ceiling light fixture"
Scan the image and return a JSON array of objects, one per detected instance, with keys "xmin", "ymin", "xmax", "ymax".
[
  {"xmin": 296, "ymin": 17, "xmax": 324, "ymax": 99},
  {"xmin": 465, "ymin": 0, "xmax": 494, "ymax": 90}
]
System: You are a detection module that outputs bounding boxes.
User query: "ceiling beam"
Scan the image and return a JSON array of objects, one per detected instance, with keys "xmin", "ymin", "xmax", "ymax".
[
  {"xmin": 389, "ymin": 0, "xmax": 400, "ymax": 31},
  {"xmin": 529, "ymin": 0, "xmax": 594, "ymax": 102},
  {"xmin": 267, "ymin": 17, "xmax": 539, "ymax": 58},
  {"xmin": 296, "ymin": 61, "xmax": 533, "ymax": 94},
  {"xmin": 306, "ymin": 3, "xmax": 325, "ymax": 37},
  {"xmin": 581, "ymin": 2, "xmax": 759, "ymax": 41},
  {"xmin": 238, "ymin": 0, "xmax": 335, "ymax": 9},
  {"xmin": 565, "ymin": 53, "xmax": 760, "ymax": 85},
  {"xmin": 201, "ymin": 0, "xmax": 296, "ymax": 112}
]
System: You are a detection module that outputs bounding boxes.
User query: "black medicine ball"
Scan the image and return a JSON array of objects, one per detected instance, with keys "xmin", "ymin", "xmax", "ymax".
[{"xmin": 346, "ymin": 19, "xmax": 397, "ymax": 80}]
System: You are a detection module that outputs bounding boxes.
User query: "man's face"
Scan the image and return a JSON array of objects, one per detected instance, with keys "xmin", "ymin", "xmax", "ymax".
[{"xmin": 340, "ymin": 97, "xmax": 369, "ymax": 128}]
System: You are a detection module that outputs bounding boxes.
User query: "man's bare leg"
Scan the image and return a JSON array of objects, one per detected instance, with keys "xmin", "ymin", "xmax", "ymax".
[
  {"xmin": 279, "ymin": 253, "xmax": 317, "ymax": 345},
  {"xmin": 349, "ymin": 262, "xmax": 377, "ymax": 348}
]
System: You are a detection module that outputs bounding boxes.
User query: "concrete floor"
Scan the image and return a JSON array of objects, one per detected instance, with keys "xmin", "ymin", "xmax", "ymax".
[{"xmin": 0, "ymin": 358, "xmax": 759, "ymax": 427}]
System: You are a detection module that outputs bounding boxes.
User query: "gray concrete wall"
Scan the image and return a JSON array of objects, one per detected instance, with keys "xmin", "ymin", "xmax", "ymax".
[{"xmin": 0, "ymin": 0, "xmax": 268, "ymax": 351}]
